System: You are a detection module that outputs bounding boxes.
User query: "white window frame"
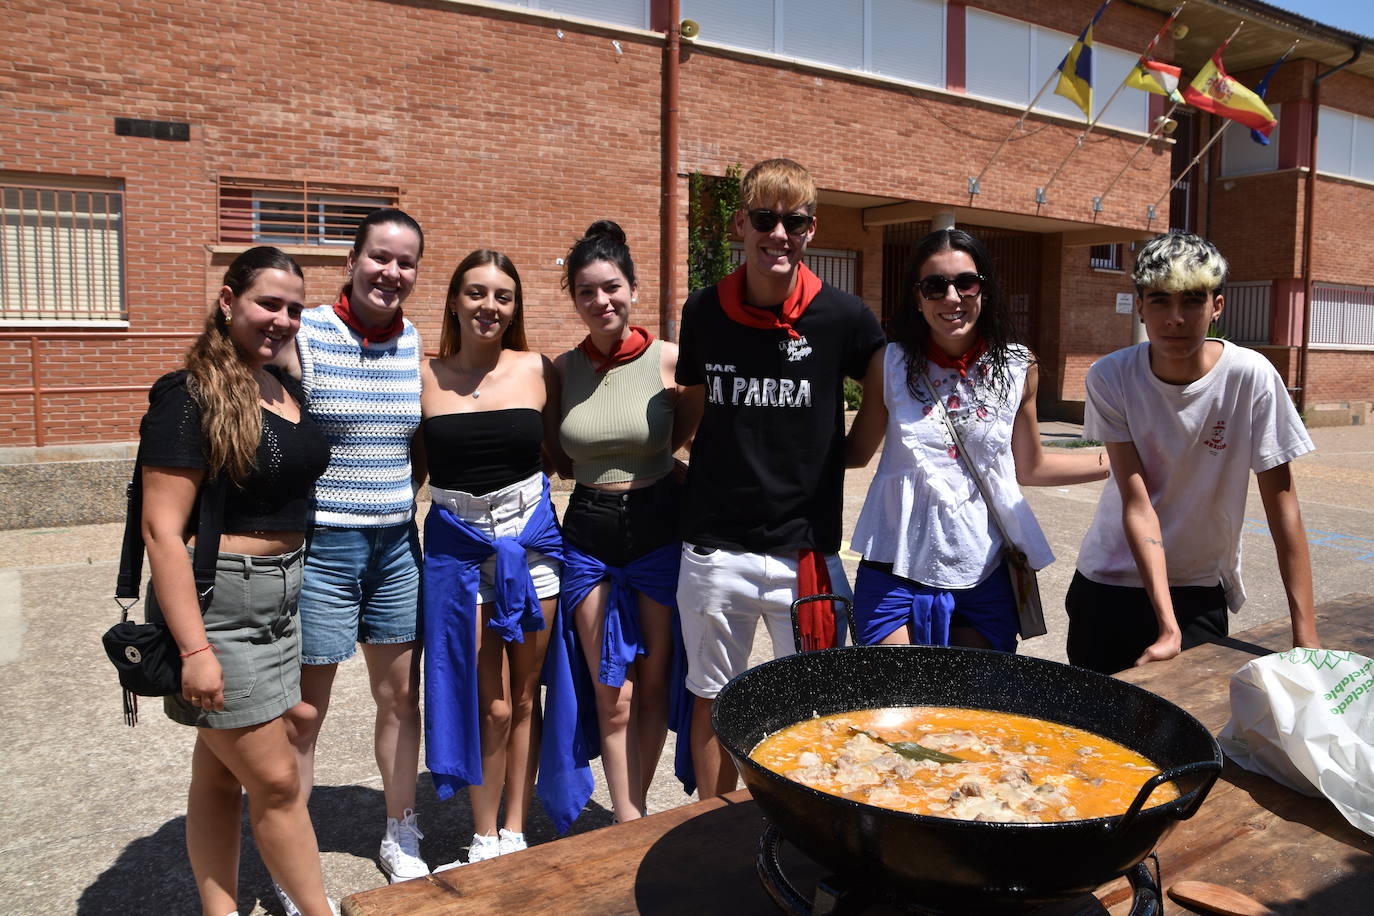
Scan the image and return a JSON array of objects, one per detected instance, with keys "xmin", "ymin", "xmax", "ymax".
[
  {"xmin": 1220, "ymin": 104, "xmax": 1282, "ymax": 177},
  {"xmin": 0, "ymin": 176, "xmax": 126, "ymax": 326},
  {"xmin": 683, "ymin": 0, "xmax": 946, "ymax": 89},
  {"xmin": 965, "ymin": 8, "xmax": 1148, "ymax": 132},
  {"xmin": 1317, "ymin": 106, "xmax": 1374, "ymax": 183},
  {"xmin": 490, "ymin": 0, "xmax": 651, "ymax": 29}
]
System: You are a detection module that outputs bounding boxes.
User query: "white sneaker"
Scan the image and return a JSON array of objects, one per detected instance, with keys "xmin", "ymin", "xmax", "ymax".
[
  {"xmin": 497, "ymin": 828, "xmax": 527, "ymax": 855},
  {"xmin": 272, "ymin": 881, "xmax": 301, "ymax": 916},
  {"xmin": 466, "ymin": 831, "xmax": 502, "ymax": 864},
  {"xmin": 378, "ymin": 808, "xmax": 430, "ymax": 883}
]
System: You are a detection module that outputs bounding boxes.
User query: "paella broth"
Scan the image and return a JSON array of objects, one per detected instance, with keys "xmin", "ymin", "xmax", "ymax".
[{"xmin": 750, "ymin": 707, "xmax": 1179, "ymax": 823}]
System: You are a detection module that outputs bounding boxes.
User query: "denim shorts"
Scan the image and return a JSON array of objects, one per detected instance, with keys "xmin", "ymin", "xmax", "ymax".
[
  {"xmin": 146, "ymin": 547, "xmax": 305, "ymax": 730},
  {"xmin": 298, "ymin": 522, "xmax": 421, "ymax": 665},
  {"xmin": 561, "ymin": 475, "xmax": 680, "ymax": 567}
]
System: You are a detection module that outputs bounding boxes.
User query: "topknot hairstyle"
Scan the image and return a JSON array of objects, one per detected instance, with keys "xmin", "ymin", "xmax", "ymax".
[
  {"xmin": 739, "ymin": 158, "xmax": 817, "ymax": 215},
  {"xmin": 1131, "ymin": 231, "xmax": 1228, "ymax": 296},
  {"xmin": 563, "ymin": 219, "xmax": 637, "ymax": 293}
]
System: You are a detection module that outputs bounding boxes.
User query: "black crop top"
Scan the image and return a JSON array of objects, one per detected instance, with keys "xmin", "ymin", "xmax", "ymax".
[
  {"xmin": 138, "ymin": 367, "xmax": 331, "ymax": 533},
  {"xmin": 424, "ymin": 408, "xmax": 543, "ymax": 495}
]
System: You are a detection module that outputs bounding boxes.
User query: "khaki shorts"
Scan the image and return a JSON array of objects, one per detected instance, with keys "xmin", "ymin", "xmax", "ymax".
[{"xmin": 147, "ymin": 547, "xmax": 304, "ymax": 729}]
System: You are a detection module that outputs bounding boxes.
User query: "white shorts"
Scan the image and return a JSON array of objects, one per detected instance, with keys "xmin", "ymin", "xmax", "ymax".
[
  {"xmin": 676, "ymin": 543, "xmax": 851, "ymax": 699},
  {"xmin": 429, "ymin": 474, "xmax": 561, "ymax": 606}
]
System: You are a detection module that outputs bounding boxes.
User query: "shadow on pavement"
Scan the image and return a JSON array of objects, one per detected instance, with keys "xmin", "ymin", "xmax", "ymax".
[{"xmin": 77, "ymin": 784, "xmax": 387, "ymax": 916}]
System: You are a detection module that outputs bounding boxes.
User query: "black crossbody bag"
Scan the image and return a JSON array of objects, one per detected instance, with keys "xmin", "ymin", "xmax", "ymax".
[{"xmin": 103, "ymin": 456, "xmax": 225, "ymax": 725}]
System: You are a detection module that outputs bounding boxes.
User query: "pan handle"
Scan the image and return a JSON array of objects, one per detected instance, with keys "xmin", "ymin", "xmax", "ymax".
[
  {"xmin": 789, "ymin": 593, "xmax": 856, "ymax": 654},
  {"xmin": 1111, "ymin": 759, "xmax": 1223, "ymax": 835}
]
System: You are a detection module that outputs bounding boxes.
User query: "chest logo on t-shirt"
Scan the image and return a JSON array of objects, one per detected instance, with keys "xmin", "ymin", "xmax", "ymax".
[
  {"xmin": 779, "ymin": 335, "xmax": 813, "ymax": 362},
  {"xmin": 1203, "ymin": 419, "xmax": 1228, "ymax": 453},
  {"xmin": 704, "ymin": 370, "xmax": 813, "ymax": 408}
]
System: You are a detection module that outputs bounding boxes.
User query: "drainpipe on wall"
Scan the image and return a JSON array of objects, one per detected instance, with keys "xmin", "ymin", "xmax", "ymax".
[
  {"xmin": 661, "ymin": 0, "xmax": 682, "ymax": 340},
  {"xmin": 1297, "ymin": 43, "xmax": 1363, "ymax": 414}
]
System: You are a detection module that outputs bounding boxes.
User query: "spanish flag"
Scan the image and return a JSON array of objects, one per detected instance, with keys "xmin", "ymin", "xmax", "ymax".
[
  {"xmin": 1183, "ymin": 49, "xmax": 1278, "ymax": 136},
  {"xmin": 1126, "ymin": 57, "xmax": 1184, "ymax": 104},
  {"xmin": 1054, "ymin": 1, "xmax": 1112, "ymax": 119}
]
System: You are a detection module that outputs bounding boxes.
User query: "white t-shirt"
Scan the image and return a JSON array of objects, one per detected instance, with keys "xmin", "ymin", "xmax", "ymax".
[
  {"xmin": 1076, "ymin": 340, "xmax": 1314, "ymax": 611},
  {"xmin": 851, "ymin": 342, "xmax": 1054, "ymax": 588}
]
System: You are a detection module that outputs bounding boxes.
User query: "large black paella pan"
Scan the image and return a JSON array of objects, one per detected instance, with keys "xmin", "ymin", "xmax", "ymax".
[{"xmin": 713, "ymin": 643, "xmax": 1221, "ymax": 910}]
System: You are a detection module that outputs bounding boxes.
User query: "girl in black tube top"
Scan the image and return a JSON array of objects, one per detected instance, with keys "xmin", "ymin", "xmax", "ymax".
[{"xmin": 416, "ymin": 249, "xmax": 563, "ymax": 870}]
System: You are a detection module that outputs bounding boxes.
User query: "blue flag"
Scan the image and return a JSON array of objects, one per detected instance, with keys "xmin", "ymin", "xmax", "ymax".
[
  {"xmin": 1250, "ymin": 48, "xmax": 1293, "ymax": 145},
  {"xmin": 1054, "ymin": 0, "xmax": 1112, "ymax": 119}
]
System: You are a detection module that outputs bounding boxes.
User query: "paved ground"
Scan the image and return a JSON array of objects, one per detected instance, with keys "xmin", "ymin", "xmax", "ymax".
[{"xmin": 2, "ymin": 422, "xmax": 1371, "ymax": 914}]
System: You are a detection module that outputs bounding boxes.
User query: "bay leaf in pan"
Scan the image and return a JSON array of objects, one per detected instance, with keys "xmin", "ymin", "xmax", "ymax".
[{"xmin": 848, "ymin": 725, "xmax": 964, "ymax": 764}]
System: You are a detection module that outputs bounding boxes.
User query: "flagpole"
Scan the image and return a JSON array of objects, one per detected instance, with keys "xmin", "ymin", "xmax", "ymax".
[
  {"xmin": 1145, "ymin": 19, "xmax": 1248, "ymax": 223},
  {"xmin": 1093, "ymin": 101, "xmax": 1182, "ymax": 214},
  {"xmin": 968, "ymin": 0, "xmax": 1114, "ymax": 201},
  {"xmin": 967, "ymin": 71, "xmax": 1068, "ymax": 202},
  {"xmin": 1037, "ymin": 3, "xmax": 1185, "ymax": 207},
  {"xmin": 1148, "ymin": 118, "xmax": 1231, "ymax": 222}
]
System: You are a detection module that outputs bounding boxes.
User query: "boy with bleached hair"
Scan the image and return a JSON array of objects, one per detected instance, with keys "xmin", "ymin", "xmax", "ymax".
[{"xmin": 1066, "ymin": 231, "xmax": 1321, "ymax": 674}]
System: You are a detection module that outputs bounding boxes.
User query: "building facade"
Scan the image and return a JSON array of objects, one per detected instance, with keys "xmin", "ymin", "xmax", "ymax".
[{"xmin": 1, "ymin": 0, "xmax": 1370, "ymax": 449}]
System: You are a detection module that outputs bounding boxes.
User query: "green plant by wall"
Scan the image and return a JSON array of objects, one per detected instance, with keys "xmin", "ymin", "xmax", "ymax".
[
  {"xmin": 843, "ymin": 377, "xmax": 863, "ymax": 411},
  {"xmin": 687, "ymin": 164, "xmax": 741, "ymax": 292}
]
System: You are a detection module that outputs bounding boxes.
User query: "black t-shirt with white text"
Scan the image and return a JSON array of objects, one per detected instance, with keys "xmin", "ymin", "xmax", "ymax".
[{"xmin": 676, "ymin": 281, "xmax": 884, "ymax": 553}]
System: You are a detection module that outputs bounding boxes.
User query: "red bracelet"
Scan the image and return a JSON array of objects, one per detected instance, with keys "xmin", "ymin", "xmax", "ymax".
[{"xmin": 180, "ymin": 644, "xmax": 215, "ymax": 659}]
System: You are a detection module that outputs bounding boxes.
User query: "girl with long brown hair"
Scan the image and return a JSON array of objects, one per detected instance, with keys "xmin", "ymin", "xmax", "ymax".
[
  {"xmin": 139, "ymin": 246, "xmax": 333, "ymax": 915},
  {"xmin": 416, "ymin": 249, "xmax": 563, "ymax": 868}
]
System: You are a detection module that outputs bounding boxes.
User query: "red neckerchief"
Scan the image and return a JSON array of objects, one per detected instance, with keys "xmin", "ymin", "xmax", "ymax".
[
  {"xmin": 927, "ymin": 336, "xmax": 987, "ymax": 378},
  {"xmin": 332, "ymin": 286, "xmax": 404, "ymax": 346},
  {"xmin": 797, "ymin": 550, "xmax": 838, "ymax": 651},
  {"xmin": 577, "ymin": 326, "xmax": 654, "ymax": 374},
  {"xmin": 716, "ymin": 263, "xmax": 822, "ymax": 340}
]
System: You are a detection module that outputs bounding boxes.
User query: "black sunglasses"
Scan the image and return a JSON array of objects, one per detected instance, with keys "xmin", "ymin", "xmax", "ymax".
[
  {"xmin": 747, "ymin": 209, "xmax": 814, "ymax": 235},
  {"xmin": 918, "ymin": 272, "xmax": 984, "ymax": 301}
]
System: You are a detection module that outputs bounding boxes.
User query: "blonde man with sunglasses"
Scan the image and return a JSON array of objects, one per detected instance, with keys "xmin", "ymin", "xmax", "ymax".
[{"xmin": 674, "ymin": 158, "xmax": 885, "ymax": 797}]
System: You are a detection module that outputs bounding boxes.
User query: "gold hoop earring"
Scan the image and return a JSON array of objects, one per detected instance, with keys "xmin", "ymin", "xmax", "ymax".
[{"xmin": 224, "ymin": 312, "xmax": 233, "ymax": 327}]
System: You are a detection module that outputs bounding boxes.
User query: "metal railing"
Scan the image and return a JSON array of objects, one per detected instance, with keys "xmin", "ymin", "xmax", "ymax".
[
  {"xmin": 1312, "ymin": 283, "xmax": 1374, "ymax": 346},
  {"xmin": 217, "ymin": 176, "xmax": 398, "ymax": 247},
  {"xmin": 0, "ymin": 331, "xmax": 195, "ymax": 447},
  {"xmin": 1217, "ymin": 281, "xmax": 1271, "ymax": 344}
]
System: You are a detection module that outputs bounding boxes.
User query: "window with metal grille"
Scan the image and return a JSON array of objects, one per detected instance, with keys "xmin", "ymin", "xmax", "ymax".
[
  {"xmin": 728, "ymin": 244, "xmax": 859, "ymax": 295},
  {"xmin": 1089, "ymin": 244, "xmax": 1122, "ymax": 271},
  {"xmin": 0, "ymin": 176, "xmax": 125, "ymax": 324},
  {"xmin": 1311, "ymin": 283, "xmax": 1374, "ymax": 347},
  {"xmin": 1216, "ymin": 281, "xmax": 1271, "ymax": 344},
  {"xmin": 217, "ymin": 178, "xmax": 399, "ymax": 247}
]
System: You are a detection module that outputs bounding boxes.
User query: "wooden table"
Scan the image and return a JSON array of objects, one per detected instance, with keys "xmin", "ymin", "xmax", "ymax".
[{"xmin": 342, "ymin": 594, "xmax": 1374, "ymax": 915}]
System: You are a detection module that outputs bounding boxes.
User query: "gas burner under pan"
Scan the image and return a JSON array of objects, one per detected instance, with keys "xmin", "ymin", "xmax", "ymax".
[{"xmin": 756, "ymin": 822, "xmax": 1161, "ymax": 916}]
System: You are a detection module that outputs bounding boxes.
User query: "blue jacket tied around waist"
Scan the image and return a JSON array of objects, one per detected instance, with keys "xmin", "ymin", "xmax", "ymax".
[
  {"xmin": 538, "ymin": 541, "xmax": 695, "ymax": 833},
  {"xmin": 422, "ymin": 476, "xmax": 563, "ymax": 802}
]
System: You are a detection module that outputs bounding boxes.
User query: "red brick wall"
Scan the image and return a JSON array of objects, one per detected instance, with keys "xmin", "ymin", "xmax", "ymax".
[
  {"xmin": 0, "ymin": 0, "xmax": 1181, "ymax": 445},
  {"xmin": 811, "ymin": 205, "xmax": 883, "ymax": 317},
  {"xmin": 1208, "ymin": 170, "xmax": 1305, "ymax": 281},
  {"xmin": 1306, "ymin": 350, "xmax": 1374, "ymax": 406}
]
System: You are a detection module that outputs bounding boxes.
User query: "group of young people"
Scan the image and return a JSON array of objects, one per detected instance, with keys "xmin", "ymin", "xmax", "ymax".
[{"xmin": 135, "ymin": 158, "xmax": 1321, "ymax": 915}]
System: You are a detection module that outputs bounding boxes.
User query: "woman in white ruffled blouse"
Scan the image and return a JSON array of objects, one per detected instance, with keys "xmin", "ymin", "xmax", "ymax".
[{"xmin": 846, "ymin": 229, "xmax": 1108, "ymax": 651}]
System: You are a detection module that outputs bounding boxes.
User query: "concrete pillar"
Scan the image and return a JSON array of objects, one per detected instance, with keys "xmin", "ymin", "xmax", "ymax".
[{"xmin": 932, "ymin": 211, "xmax": 956, "ymax": 231}]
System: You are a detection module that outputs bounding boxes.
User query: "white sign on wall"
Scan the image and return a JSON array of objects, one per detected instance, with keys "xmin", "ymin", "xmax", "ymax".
[{"xmin": 1115, "ymin": 292, "xmax": 1135, "ymax": 315}]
